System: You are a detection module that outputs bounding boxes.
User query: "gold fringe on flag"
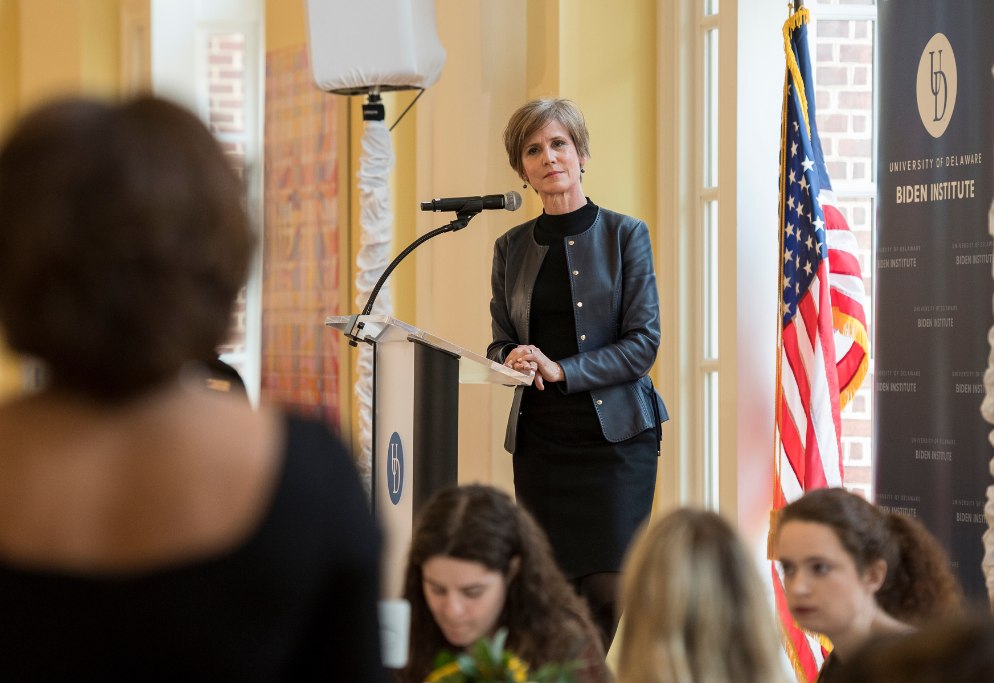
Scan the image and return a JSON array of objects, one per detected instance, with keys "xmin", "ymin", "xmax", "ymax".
[
  {"xmin": 783, "ymin": 8, "xmax": 811, "ymax": 140},
  {"xmin": 816, "ymin": 632, "xmax": 835, "ymax": 655},
  {"xmin": 775, "ymin": 614, "xmax": 812, "ymax": 683},
  {"xmin": 776, "ymin": 612, "xmax": 835, "ymax": 683},
  {"xmin": 833, "ymin": 307, "xmax": 871, "ymax": 410},
  {"xmin": 767, "ymin": 508, "xmax": 780, "ymax": 561}
]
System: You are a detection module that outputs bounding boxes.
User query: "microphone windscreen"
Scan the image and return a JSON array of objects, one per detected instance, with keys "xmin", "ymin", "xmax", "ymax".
[{"xmin": 504, "ymin": 191, "xmax": 522, "ymax": 212}]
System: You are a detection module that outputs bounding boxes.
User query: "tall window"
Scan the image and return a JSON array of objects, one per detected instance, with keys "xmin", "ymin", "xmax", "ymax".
[
  {"xmin": 701, "ymin": 0, "xmax": 720, "ymax": 508},
  {"xmin": 188, "ymin": 13, "xmax": 264, "ymax": 405},
  {"xmin": 809, "ymin": 0, "xmax": 877, "ymax": 500}
]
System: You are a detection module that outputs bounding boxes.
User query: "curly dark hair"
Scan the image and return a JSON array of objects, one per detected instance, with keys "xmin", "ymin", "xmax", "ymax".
[
  {"xmin": 402, "ymin": 485, "xmax": 598, "ymax": 683},
  {"xmin": 778, "ymin": 488, "xmax": 962, "ymax": 625},
  {"xmin": 0, "ymin": 97, "xmax": 250, "ymax": 401}
]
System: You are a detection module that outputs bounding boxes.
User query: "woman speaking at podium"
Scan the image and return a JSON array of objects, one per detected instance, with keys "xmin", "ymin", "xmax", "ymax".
[{"xmin": 487, "ymin": 98, "xmax": 667, "ymax": 649}]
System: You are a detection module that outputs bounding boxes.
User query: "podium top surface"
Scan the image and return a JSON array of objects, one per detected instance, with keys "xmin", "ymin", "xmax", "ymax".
[{"xmin": 325, "ymin": 316, "xmax": 533, "ymax": 387}]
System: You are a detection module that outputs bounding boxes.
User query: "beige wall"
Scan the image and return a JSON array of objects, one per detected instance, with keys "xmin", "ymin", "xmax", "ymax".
[
  {"xmin": 559, "ymin": 1, "xmax": 658, "ymax": 228},
  {"xmin": 265, "ymin": 0, "xmax": 305, "ymax": 52},
  {"xmin": 0, "ymin": 0, "xmax": 124, "ymax": 402},
  {"xmin": 17, "ymin": 0, "xmax": 120, "ymax": 111},
  {"xmin": 415, "ymin": 0, "xmax": 530, "ymax": 493},
  {"xmin": 0, "ymin": 0, "xmax": 18, "ymax": 400},
  {"xmin": 0, "ymin": 0, "xmax": 19, "ymax": 137}
]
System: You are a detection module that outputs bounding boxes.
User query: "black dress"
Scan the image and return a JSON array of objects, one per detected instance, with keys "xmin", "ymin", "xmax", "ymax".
[
  {"xmin": 0, "ymin": 417, "xmax": 386, "ymax": 682},
  {"xmin": 817, "ymin": 653, "xmax": 844, "ymax": 683},
  {"xmin": 513, "ymin": 199, "xmax": 657, "ymax": 580}
]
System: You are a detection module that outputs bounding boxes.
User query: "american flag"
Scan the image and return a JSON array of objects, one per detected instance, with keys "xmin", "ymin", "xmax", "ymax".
[{"xmin": 771, "ymin": 9, "xmax": 869, "ymax": 682}]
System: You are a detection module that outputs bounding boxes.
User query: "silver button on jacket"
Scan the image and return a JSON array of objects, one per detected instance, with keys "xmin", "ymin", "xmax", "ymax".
[{"xmin": 488, "ymin": 207, "xmax": 670, "ymax": 453}]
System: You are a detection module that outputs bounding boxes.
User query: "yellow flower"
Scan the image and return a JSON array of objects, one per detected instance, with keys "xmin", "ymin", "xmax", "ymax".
[
  {"xmin": 507, "ymin": 655, "xmax": 529, "ymax": 683},
  {"xmin": 425, "ymin": 661, "xmax": 461, "ymax": 682}
]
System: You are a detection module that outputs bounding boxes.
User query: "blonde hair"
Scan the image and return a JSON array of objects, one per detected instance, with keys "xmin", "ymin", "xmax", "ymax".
[
  {"xmin": 617, "ymin": 509, "xmax": 788, "ymax": 683},
  {"xmin": 503, "ymin": 98, "xmax": 591, "ymax": 179}
]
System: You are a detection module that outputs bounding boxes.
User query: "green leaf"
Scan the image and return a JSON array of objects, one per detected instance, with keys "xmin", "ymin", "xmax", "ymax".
[
  {"xmin": 431, "ymin": 634, "xmax": 578, "ymax": 683},
  {"xmin": 489, "ymin": 628, "xmax": 509, "ymax": 662},
  {"xmin": 456, "ymin": 653, "xmax": 478, "ymax": 676},
  {"xmin": 434, "ymin": 651, "xmax": 457, "ymax": 668},
  {"xmin": 472, "ymin": 637, "xmax": 493, "ymax": 670}
]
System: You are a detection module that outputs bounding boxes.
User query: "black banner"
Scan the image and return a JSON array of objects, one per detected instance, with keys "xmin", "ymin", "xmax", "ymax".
[{"xmin": 875, "ymin": 1, "xmax": 994, "ymax": 600}]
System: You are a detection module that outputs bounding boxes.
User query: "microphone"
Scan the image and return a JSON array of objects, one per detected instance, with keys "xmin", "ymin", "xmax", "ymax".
[{"xmin": 421, "ymin": 191, "xmax": 522, "ymax": 213}]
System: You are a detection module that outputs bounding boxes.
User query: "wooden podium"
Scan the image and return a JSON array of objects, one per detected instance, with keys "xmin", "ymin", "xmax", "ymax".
[{"xmin": 325, "ymin": 315, "xmax": 533, "ymax": 598}]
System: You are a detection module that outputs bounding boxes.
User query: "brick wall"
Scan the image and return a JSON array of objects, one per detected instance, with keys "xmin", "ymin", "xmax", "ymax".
[
  {"xmin": 207, "ymin": 33, "xmax": 248, "ymax": 366},
  {"xmin": 812, "ymin": 9, "xmax": 876, "ymax": 498},
  {"xmin": 814, "ymin": 18, "xmax": 873, "ymax": 183},
  {"xmin": 207, "ymin": 34, "xmax": 245, "ymax": 136}
]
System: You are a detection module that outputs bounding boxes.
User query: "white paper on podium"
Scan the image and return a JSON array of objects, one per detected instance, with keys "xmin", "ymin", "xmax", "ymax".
[{"xmin": 325, "ymin": 316, "xmax": 534, "ymax": 387}]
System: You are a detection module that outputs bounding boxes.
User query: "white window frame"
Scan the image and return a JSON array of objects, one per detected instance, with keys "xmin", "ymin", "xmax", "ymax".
[
  {"xmin": 150, "ymin": 0, "xmax": 266, "ymax": 406},
  {"xmin": 656, "ymin": 0, "xmax": 737, "ymax": 515},
  {"xmin": 699, "ymin": 5, "xmax": 721, "ymax": 510},
  {"xmin": 199, "ymin": 20, "xmax": 265, "ymax": 407}
]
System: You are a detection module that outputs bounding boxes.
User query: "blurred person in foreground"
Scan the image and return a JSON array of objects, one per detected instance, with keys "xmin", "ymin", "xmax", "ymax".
[
  {"xmin": 615, "ymin": 508, "xmax": 788, "ymax": 683},
  {"xmin": 776, "ymin": 488, "xmax": 962, "ymax": 683},
  {"xmin": 0, "ymin": 98, "xmax": 384, "ymax": 681},
  {"xmin": 402, "ymin": 485, "xmax": 611, "ymax": 683},
  {"xmin": 840, "ymin": 619, "xmax": 994, "ymax": 683}
]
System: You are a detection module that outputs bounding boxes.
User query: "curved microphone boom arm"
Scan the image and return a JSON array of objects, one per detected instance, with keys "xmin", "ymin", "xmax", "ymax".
[
  {"xmin": 343, "ymin": 189, "xmax": 521, "ymax": 346},
  {"xmin": 344, "ymin": 210, "xmax": 479, "ymax": 347}
]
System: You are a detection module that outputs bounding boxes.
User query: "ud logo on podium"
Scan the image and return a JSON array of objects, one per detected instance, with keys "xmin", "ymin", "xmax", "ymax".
[
  {"xmin": 388, "ymin": 432, "xmax": 404, "ymax": 505},
  {"xmin": 916, "ymin": 33, "xmax": 957, "ymax": 138}
]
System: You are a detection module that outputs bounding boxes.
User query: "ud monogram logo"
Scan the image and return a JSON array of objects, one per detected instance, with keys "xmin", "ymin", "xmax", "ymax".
[
  {"xmin": 916, "ymin": 33, "xmax": 957, "ymax": 138},
  {"xmin": 388, "ymin": 432, "xmax": 404, "ymax": 505}
]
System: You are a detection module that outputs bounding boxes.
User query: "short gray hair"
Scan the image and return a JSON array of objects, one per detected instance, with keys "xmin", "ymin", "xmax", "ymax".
[{"xmin": 503, "ymin": 98, "xmax": 590, "ymax": 179}]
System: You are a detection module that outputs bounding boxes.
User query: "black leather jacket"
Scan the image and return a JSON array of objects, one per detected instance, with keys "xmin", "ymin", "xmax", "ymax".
[{"xmin": 488, "ymin": 206, "xmax": 669, "ymax": 453}]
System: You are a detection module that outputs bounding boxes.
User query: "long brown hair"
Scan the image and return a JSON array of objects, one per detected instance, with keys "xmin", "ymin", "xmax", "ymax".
[
  {"xmin": 402, "ymin": 485, "xmax": 598, "ymax": 683},
  {"xmin": 778, "ymin": 488, "xmax": 962, "ymax": 625},
  {"xmin": 617, "ymin": 509, "xmax": 788, "ymax": 683}
]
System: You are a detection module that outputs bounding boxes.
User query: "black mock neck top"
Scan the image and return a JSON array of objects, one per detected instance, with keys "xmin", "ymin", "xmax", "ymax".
[
  {"xmin": 509, "ymin": 197, "xmax": 659, "ymax": 580},
  {"xmin": 521, "ymin": 199, "xmax": 600, "ymax": 431}
]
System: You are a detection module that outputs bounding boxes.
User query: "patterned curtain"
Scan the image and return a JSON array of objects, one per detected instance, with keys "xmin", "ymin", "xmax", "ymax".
[{"xmin": 261, "ymin": 46, "xmax": 341, "ymax": 431}]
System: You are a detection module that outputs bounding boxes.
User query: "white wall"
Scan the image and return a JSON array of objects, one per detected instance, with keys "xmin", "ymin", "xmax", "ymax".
[{"xmin": 736, "ymin": 0, "xmax": 788, "ymax": 549}]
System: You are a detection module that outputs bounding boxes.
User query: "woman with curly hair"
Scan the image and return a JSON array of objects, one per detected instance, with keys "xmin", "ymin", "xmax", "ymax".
[
  {"xmin": 402, "ymin": 485, "xmax": 610, "ymax": 683},
  {"xmin": 776, "ymin": 488, "xmax": 963, "ymax": 682}
]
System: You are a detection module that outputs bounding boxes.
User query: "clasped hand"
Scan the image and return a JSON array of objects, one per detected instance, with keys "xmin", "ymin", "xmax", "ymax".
[{"xmin": 503, "ymin": 345, "xmax": 564, "ymax": 391}]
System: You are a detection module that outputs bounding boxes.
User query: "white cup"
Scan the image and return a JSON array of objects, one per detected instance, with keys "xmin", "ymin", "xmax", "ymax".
[{"xmin": 378, "ymin": 599, "xmax": 411, "ymax": 669}]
